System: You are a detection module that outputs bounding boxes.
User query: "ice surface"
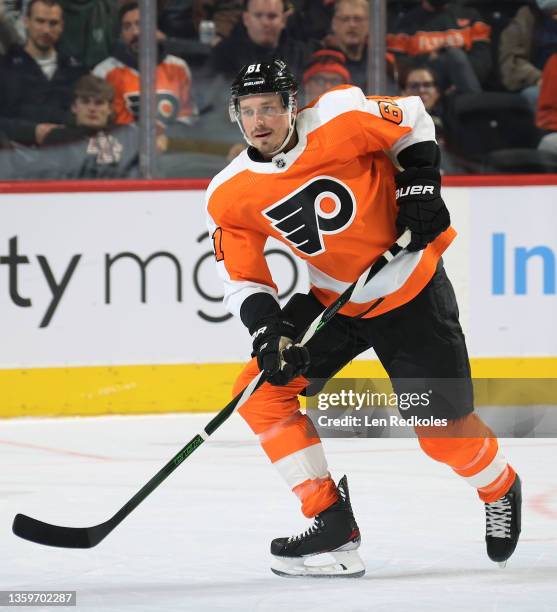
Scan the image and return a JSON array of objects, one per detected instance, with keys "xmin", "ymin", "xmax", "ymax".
[{"xmin": 1, "ymin": 413, "xmax": 556, "ymax": 612}]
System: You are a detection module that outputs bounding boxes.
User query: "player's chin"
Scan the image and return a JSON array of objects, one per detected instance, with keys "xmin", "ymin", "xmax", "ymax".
[
  {"xmin": 260, "ymin": 142, "xmax": 278, "ymax": 156},
  {"xmin": 253, "ymin": 137, "xmax": 273, "ymax": 151}
]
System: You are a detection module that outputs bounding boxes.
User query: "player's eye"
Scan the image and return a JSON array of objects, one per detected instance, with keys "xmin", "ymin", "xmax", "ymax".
[{"xmin": 261, "ymin": 106, "xmax": 279, "ymax": 117}]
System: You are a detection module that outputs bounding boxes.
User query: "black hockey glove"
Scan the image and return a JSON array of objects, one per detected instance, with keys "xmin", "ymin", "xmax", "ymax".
[
  {"xmin": 250, "ymin": 316, "xmax": 310, "ymax": 386},
  {"xmin": 395, "ymin": 167, "xmax": 450, "ymax": 252}
]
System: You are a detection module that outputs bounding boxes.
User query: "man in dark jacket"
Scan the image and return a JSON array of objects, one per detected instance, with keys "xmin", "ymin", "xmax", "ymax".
[
  {"xmin": 0, "ymin": 0, "xmax": 85, "ymax": 143},
  {"xmin": 387, "ymin": 0, "xmax": 491, "ymax": 92},
  {"xmin": 0, "ymin": 114, "xmax": 57, "ymax": 147},
  {"xmin": 323, "ymin": 0, "xmax": 397, "ymax": 95},
  {"xmin": 208, "ymin": 0, "xmax": 315, "ymax": 82}
]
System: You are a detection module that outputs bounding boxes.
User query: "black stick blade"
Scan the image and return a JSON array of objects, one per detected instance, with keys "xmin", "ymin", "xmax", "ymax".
[{"xmin": 12, "ymin": 513, "xmax": 109, "ymax": 548}]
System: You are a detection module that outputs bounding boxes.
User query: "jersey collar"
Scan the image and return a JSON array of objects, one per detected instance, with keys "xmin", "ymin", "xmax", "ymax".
[{"xmin": 244, "ymin": 126, "xmax": 307, "ymax": 174}]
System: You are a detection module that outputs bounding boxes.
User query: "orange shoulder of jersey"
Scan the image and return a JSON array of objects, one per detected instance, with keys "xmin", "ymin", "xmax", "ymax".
[{"xmin": 206, "ymin": 85, "xmax": 449, "ymax": 319}]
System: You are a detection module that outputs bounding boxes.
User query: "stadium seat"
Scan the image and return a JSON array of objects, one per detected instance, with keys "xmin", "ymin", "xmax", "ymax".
[{"xmin": 444, "ymin": 92, "xmax": 557, "ymax": 173}]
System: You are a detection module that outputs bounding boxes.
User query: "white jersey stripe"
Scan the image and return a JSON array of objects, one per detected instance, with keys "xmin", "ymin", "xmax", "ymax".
[{"xmin": 307, "ymin": 248, "xmax": 421, "ymax": 304}]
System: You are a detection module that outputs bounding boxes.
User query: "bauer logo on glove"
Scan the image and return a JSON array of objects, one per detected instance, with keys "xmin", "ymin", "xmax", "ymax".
[
  {"xmin": 395, "ymin": 166, "xmax": 450, "ymax": 252},
  {"xmin": 395, "ymin": 184, "xmax": 435, "ymax": 199}
]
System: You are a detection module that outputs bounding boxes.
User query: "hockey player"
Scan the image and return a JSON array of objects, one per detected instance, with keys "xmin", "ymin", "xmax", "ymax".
[{"xmin": 205, "ymin": 59, "xmax": 521, "ymax": 578}]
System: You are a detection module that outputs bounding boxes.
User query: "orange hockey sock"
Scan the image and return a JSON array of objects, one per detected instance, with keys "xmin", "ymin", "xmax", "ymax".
[
  {"xmin": 234, "ymin": 358, "xmax": 337, "ymax": 517},
  {"xmin": 416, "ymin": 413, "xmax": 516, "ymax": 503}
]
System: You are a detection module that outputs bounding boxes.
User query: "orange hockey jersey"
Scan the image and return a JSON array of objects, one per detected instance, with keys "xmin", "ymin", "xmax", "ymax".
[
  {"xmin": 93, "ymin": 54, "xmax": 196, "ymax": 125},
  {"xmin": 206, "ymin": 85, "xmax": 456, "ymax": 320}
]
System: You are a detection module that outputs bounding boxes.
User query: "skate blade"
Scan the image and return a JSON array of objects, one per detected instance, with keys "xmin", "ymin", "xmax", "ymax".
[
  {"xmin": 497, "ymin": 561, "xmax": 507, "ymax": 569},
  {"xmin": 271, "ymin": 550, "xmax": 366, "ymax": 578}
]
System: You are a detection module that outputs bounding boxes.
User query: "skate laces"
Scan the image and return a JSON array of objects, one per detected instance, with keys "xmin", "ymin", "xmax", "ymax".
[
  {"xmin": 287, "ymin": 517, "xmax": 323, "ymax": 543},
  {"xmin": 486, "ymin": 496, "xmax": 512, "ymax": 538},
  {"xmin": 338, "ymin": 486, "xmax": 347, "ymax": 504}
]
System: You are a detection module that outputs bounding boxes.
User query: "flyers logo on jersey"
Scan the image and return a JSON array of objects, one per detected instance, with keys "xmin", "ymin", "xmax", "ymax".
[
  {"xmin": 125, "ymin": 92, "xmax": 180, "ymax": 124},
  {"xmin": 263, "ymin": 177, "xmax": 356, "ymax": 256}
]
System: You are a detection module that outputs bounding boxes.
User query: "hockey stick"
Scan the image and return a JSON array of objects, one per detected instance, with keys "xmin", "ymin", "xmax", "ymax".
[{"xmin": 12, "ymin": 229, "xmax": 411, "ymax": 549}]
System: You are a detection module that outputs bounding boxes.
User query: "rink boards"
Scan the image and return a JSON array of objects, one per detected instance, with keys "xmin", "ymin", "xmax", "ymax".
[{"xmin": 0, "ymin": 177, "xmax": 555, "ymax": 416}]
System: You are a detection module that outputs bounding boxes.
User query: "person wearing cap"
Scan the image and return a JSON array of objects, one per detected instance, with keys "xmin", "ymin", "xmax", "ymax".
[
  {"xmin": 302, "ymin": 48, "xmax": 351, "ymax": 104},
  {"xmin": 499, "ymin": 0, "xmax": 557, "ymax": 111}
]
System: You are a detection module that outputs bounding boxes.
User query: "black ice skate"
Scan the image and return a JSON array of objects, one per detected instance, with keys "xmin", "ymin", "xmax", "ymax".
[
  {"xmin": 485, "ymin": 474, "xmax": 522, "ymax": 568},
  {"xmin": 270, "ymin": 475, "xmax": 365, "ymax": 578}
]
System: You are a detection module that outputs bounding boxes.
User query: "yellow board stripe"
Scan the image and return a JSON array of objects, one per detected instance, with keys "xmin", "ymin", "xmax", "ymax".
[{"xmin": 0, "ymin": 358, "xmax": 556, "ymax": 418}]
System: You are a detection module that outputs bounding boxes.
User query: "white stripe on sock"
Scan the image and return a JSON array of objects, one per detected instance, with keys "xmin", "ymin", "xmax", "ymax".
[
  {"xmin": 273, "ymin": 443, "xmax": 329, "ymax": 489},
  {"xmin": 462, "ymin": 449, "xmax": 508, "ymax": 489}
]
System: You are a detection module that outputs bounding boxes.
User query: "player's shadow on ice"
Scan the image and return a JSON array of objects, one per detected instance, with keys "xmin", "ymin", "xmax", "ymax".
[
  {"xmin": 74, "ymin": 564, "xmax": 557, "ymax": 599},
  {"xmin": 369, "ymin": 565, "xmax": 557, "ymax": 582}
]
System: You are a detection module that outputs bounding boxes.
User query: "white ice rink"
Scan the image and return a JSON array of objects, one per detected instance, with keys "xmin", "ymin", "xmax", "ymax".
[{"xmin": 1, "ymin": 413, "xmax": 556, "ymax": 612}]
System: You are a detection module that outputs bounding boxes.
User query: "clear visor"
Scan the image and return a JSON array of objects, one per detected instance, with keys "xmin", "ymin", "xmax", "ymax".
[{"xmin": 229, "ymin": 92, "xmax": 293, "ymax": 124}]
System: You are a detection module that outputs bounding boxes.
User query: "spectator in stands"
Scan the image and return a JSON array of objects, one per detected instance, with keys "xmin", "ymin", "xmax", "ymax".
[
  {"xmin": 402, "ymin": 66, "xmax": 441, "ymax": 117},
  {"xmin": 401, "ymin": 64, "xmax": 445, "ymax": 143},
  {"xmin": 0, "ymin": 0, "xmax": 85, "ymax": 144},
  {"xmin": 387, "ymin": 0, "xmax": 491, "ymax": 93},
  {"xmin": 44, "ymin": 74, "xmax": 114, "ymax": 142},
  {"xmin": 302, "ymin": 48, "xmax": 350, "ymax": 104},
  {"xmin": 400, "ymin": 64, "xmax": 465, "ymax": 174},
  {"xmin": 38, "ymin": 74, "xmax": 143, "ymax": 177},
  {"xmin": 499, "ymin": 0, "xmax": 557, "ymax": 112},
  {"xmin": 208, "ymin": 0, "xmax": 314, "ymax": 81},
  {"xmin": 93, "ymin": 1, "xmax": 197, "ymax": 135},
  {"xmin": 324, "ymin": 0, "xmax": 367, "ymax": 91},
  {"xmin": 536, "ymin": 50, "xmax": 557, "ymax": 154},
  {"xmin": 0, "ymin": 74, "xmax": 141, "ymax": 179},
  {"xmin": 324, "ymin": 0, "xmax": 397, "ymax": 95},
  {"xmin": 57, "ymin": 0, "xmax": 118, "ymax": 69}
]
